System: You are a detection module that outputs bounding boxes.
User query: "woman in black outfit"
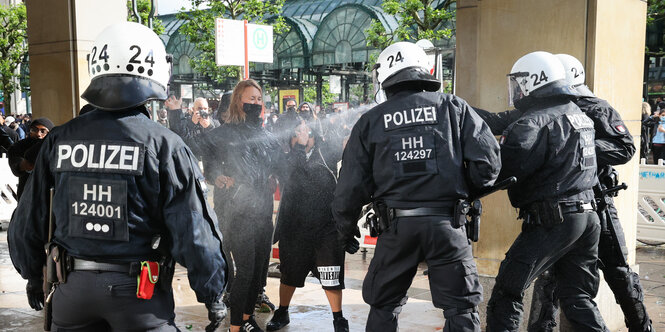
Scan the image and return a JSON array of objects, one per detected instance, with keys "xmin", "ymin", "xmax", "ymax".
[{"xmin": 194, "ymin": 79, "xmax": 281, "ymax": 332}]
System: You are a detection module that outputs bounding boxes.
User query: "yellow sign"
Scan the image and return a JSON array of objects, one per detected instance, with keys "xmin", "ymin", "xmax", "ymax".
[{"xmin": 278, "ymin": 89, "xmax": 300, "ymax": 114}]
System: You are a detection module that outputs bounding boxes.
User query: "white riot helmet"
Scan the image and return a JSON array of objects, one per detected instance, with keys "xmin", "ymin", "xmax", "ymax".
[
  {"xmin": 555, "ymin": 54, "xmax": 594, "ymax": 98},
  {"xmin": 507, "ymin": 51, "xmax": 568, "ymax": 106},
  {"xmin": 374, "ymin": 41, "xmax": 440, "ymax": 94},
  {"xmin": 82, "ymin": 22, "xmax": 172, "ymax": 110}
]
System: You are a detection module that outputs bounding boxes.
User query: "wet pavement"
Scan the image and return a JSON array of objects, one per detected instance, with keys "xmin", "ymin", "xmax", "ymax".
[{"xmin": 2, "ymin": 228, "xmax": 665, "ymax": 331}]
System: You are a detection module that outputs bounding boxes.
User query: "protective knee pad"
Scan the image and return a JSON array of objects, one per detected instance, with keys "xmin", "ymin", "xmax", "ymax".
[
  {"xmin": 603, "ymin": 266, "xmax": 651, "ymax": 330},
  {"xmin": 443, "ymin": 307, "xmax": 480, "ymax": 332}
]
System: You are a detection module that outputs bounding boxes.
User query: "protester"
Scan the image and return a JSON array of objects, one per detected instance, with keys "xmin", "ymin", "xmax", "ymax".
[
  {"xmin": 191, "ymin": 79, "xmax": 280, "ymax": 332},
  {"xmin": 7, "ymin": 117, "xmax": 54, "ymax": 199}
]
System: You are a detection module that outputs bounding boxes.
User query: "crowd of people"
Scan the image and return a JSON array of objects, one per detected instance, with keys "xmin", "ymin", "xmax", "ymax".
[{"xmin": 2, "ymin": 20, "xmax": 655, "ymax": 332}]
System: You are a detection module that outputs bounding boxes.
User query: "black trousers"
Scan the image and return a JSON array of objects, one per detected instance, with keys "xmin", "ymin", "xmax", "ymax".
[
  {"xmin": 652, "ymin": 143, "xmax": 665, "ymax": 164},
  {"xmin": 225, "ymin": 210, "xmax": 273, "ymax": 326},
  {"xmin": 528, "ymin": 197, "xmax": 651, "ymax": 332},
  {"xmin": 486, "ymin": 211, "xmax": 608, "ymax": 332},
  {"xmin": 363, "ymin": 216, "xmax": 482, "ymax": 332},
  {"xmin": 51, "ymin": 271, "xmax": 179, "ymax": 332}
]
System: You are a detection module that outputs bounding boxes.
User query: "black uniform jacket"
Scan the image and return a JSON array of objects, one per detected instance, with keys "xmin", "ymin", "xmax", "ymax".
[
  {"xmin": 497, "ymin": 98, "xmax": 598, "ymax": 208},
  {"xmin": 332, "ymin": 90, "xmax": 501, "ymax": 238},
  {"xmin": 8, "ymin": 107, "xmax": 227, "ymax": 304},
  {"xmin": 475, "ymin": 95, "xmax": 635, "ymax": 175}
]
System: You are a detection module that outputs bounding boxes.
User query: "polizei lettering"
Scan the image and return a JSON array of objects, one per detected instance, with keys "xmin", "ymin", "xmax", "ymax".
[
  {"xmin": 383, "ymin": 105, "xmax": 438, "ymax": 131},
  {"xmin": 55, "ymin": 140, "xmax": 145, "ymax": 175}
]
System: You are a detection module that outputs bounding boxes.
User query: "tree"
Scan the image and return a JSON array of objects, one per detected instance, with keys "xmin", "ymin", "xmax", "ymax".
[
  {"xmin": 127, "ymin": 0, "xmax": 165, "ymax": 35},
  {"xmin": 646, "ymin": 0, "xmax": 665, "ymax": 56},
  {"xmin": 176, "ymin": 0, "xmax": 286, "ymax": 85},
  {"xmin": 0, "ymin": 3, "xmax": 28, "ymax": 115},
  {"xmin": 365, "ymin": 0, "xmax": 456, "ymax": 49},
  {"xmin": 303, "ymin": 82, "xmax": 337, "ymax": 107},
  {"xmin": 648, "ymin": 0, "xmax": 665, "ymax": 24}
]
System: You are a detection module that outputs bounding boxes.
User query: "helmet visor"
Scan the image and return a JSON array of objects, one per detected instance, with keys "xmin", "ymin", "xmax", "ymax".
[{"xmin": 507, "ymin": 72, "xmax": 528, "ymax": 106}]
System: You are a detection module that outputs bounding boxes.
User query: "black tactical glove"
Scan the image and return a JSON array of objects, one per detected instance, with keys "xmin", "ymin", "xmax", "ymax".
[
  {"xmin": 205, "ymin": 299, "xmax": 227, "ymax": 332},
  {"xmin": 338, "ymin": 227, "xmax": 360, "ymax": 255},
  {"xmin": 344, "ymin": 237, "xmax": 360, "ymax": 254},
  {"xmin": 26, "ymin": 278, "xmax": 44, "ymax": 311}
]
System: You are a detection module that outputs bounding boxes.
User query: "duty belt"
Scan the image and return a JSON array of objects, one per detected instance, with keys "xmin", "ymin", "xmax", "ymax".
[
  {"xmin": 559, "ymin": 201, "xmax": 595, "ymax": 214},
  {"xmin": 392, "ymin": 207, "xmax": 453, "ymax": 218},
  {"xmin": 71, "ymin": 258, "xmax": 140, "ymax": 275}
]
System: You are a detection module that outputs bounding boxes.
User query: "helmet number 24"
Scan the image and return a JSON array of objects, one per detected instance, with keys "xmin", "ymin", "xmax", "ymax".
[
  {"xmin": 129, "ymin": 45, "xmax": 155, "ymax": 67},
  {"xmin": 90, "ymin": 45, "xmax": 109, "ymax": 65},
  {"xmin": 530, "ymin": 70, "xmax": 549, "ymax": 87},
  {"xmin": 387, "ymin": 51, "xmax": 404, "ymax": 68}
]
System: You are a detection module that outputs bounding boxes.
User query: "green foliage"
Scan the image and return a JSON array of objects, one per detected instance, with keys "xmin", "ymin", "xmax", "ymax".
[
  {"xmin": 126, "ymin": 0, "xmax": 165, "ymax": 35},
  {"xmin": 176, "ymin": 0, "xmax": 286, "ymax": 85},
  {"xmin": 366, "ymin": 0, "xmax": 455, "ymax": 49},
  {"xmin": 648, "ymin": 0, "xmax": 665, "ymax": 24},
  {"xmin": 303, "ymin": 82, "xmax": 337, "ymax": 106},
  {"xmin": 0, "ymin": 3, "xmax": 28, "ymax": 114}
]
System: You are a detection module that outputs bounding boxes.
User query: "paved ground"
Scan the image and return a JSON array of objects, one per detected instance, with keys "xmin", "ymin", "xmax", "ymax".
[{"xmin": 2, "ymin": 228, "xmax": 665, "ymax": 331}]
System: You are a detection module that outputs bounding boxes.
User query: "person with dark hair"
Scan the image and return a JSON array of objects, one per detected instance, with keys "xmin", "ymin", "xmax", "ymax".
[
  {"xmin": 191, "ymin": 79, "xmax": 280, "ymax": 332},
  {"xmin": 7, "ymin": 117, "xmax": 54, "ymax": 199},
  {"xmin": 217, "ymin": 91, "xmax": 233, "ymax": 125},
  {"xmin": 0, "ymin": 125, "xmax": 14, "ymax": 154},
  {"xmin": 652, "ymin": 111, "xmax": 665, "ymax": 164},
  {"xmin": 267, "ymin": 118, "xmax": 347, "ymax": 331},
  {"xmin": 273, "ymin": 98, "xmax": 300, "ymax": 150}
]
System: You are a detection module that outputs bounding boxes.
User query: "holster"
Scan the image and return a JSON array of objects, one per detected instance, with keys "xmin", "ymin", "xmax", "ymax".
[
  {"xmin": 466, "ymin": 200, "xmax": 482, "ymax": 242},
  {"xmin": 43, "ymin": 244, "xmax": 68, "ymax": 332},
  {"xmin": 45, "ymin": 244, "xmax": 69, "ymax": 284},
  {"xmin": 520, "ymin": 200, "xmax": 564, "ymax": 227},
  {"xmin": 370, "ymin": 201, "xmax": 391, "ymax": 237},
  {"xmin": 453, "ymin": 199, "xmax": 471, "ymax": 228},
  {"xmin": 159, "ymin": 257, "xmax": 175, "ymax": 292}
]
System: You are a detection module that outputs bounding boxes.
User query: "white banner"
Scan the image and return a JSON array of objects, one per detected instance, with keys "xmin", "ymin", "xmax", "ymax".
[{"xmin": 215, "ymin": 18, "xmax": 245, "ymax": 66}]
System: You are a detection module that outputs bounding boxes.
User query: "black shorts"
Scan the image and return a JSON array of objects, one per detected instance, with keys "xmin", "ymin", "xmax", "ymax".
[{"xmin": 278, "ymin": 225, "xmax": 345, "ymax": 290}]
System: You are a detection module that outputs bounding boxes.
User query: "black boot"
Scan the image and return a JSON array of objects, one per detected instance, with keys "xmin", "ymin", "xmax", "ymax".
[
  {"xmin": 266, "ymin": 307, "xmax": 290, "ymax": 331},
  {"xmin": 241, "ymin": 315, "xmax": 264, "ymax": 332},
  {"xmin": 333, "ymin": 316, "xmax": 349, "ymax": 332}
]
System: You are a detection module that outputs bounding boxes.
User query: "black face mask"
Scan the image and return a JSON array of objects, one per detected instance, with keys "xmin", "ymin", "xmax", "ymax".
[
  {"xmin": 243, "ymin": 103, "xmax": 263, "ymax": 126},
  {"xmin": 286, "ymin": 106, "xmax": 296, "ymax": 113},
  {"xmin": 299, "ymin": 110, "xmax": 312, "ymax": 120}
]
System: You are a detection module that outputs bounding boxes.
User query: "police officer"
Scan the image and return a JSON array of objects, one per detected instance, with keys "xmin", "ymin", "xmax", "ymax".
[
  {"xmin": 332, "ymin": 41, "xmax": 501, "ymax": 332},
  {"xmin": 475, "ymin": 53, "xmax": 651, "ymax": 332},
  {"xmin": 484, "ymin": 51, "xmax": 608, "ymax": 331},
  {"xmin": 526, "ymin": 55, "xmax": 651, "ymax": 332},
  {"xmin": 8, "ymin": 22, "xmax": 227, "ymax": 331}
]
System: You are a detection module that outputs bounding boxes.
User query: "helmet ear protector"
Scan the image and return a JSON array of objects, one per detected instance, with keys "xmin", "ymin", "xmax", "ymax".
[{"xmin": 82, "ymin": 22, "xmax": 172, "ymax": 111}]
